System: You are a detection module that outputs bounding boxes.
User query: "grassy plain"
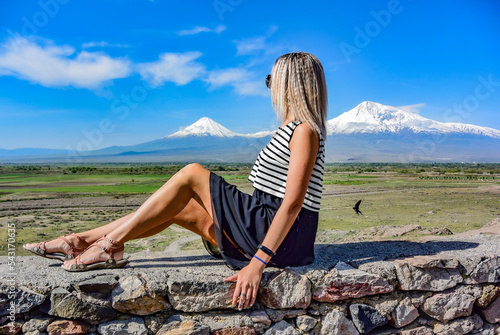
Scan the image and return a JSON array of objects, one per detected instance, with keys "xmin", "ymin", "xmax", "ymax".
[{"xmin": 0, "ymin": 163, "xmax": 498, "ymax": 256}]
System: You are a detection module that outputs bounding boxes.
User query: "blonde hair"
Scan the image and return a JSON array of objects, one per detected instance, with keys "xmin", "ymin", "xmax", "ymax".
[{"xmin": 270, "ymin": 52, "xmax": 328, "ymax": 139}]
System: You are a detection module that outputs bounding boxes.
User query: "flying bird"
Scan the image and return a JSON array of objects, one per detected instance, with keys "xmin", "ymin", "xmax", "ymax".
[{"xmin": 353, "ymin": 200, "xmax": 363, "ymax": 215}]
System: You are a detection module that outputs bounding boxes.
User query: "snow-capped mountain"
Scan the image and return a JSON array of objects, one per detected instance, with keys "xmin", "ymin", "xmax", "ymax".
[
  {"xmin": 167, "ymin": 117, "xmax": 273, "ymax": 138},
  {"xmin": 1, "ymin": 101, "xmax": 499, "ymax": 163},
  {"xmin": 327, "ymin": 101, "xmax": 500, "ymax": 139}
]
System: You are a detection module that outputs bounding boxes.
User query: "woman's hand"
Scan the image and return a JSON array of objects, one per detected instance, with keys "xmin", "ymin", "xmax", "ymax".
[{"xmin": 223, "ymin": 259, "xmax": 265, "ymax": 310}]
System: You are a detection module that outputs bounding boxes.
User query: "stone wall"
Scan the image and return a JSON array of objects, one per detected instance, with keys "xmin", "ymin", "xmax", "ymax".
[{"xmin": 1, "ymin": 251, "xmax": 499, "ymax": 335}]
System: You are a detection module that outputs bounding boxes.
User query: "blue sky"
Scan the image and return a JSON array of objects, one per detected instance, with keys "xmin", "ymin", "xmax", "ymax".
[{"xmin": 0, "ymin": 0, "xmax": 499, "ymax": 150}]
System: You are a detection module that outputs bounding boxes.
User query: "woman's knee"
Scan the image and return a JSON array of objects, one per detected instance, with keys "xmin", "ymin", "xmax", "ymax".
[{"xmin": 175, "ymin": 163, "xmax": 207, "ymax": 185}]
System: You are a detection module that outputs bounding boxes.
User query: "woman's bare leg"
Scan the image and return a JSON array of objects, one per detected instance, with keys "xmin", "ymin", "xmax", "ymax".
[
  {"xmin": 62, "ymin": 163, "xmax": 214, "ymax": 267},
  {"xmin": 22, "ymin": 213, "xmax": 136, "ymax": 255},
  {"xmin": 24, "ymin": 187, "xmax": 216, "ymax": 258},
  {"xmin": 132, "ymin": 197, "xmax": 216, "ymax": 246}
]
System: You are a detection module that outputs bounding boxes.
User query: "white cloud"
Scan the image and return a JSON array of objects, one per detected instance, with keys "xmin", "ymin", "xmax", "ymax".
[
  {"xmin": 82, "ymin": 41, "xmax": 130, "ymax": 49},
  {"xmin": 0, "ymin": 36, "xmax": 131, "ymax": 89},
  {"xmin": 0, "ymin": 36, "xmax": 268, "ymax": 97},
  {"xmin": 234, "ymin": 37, "xmax": 267, "ymax": 56},
  {"xmin": 233, "ymin": 81, "xmax": 268, "ymax": 96},
  {"xmin": 206, "ymin": 68, "xmax": 249, "ymax": 87},
  {"xmin": 233, "ymin": 25, "xmax": 280, "ymax": 56},
  {"xmin": 177, "ymin": 25, "xmax": 226, "ymax": 36},
  {"xmin": 397, "ymin": 103, "xmax": 426, "ymax": 114},
  {"xmin": 206, "ymin": 67, "xmax": 267, "ymax": 96},
  {"xmin": 138, "ymin": 51, "xmax": 206, "ymax": 86}
]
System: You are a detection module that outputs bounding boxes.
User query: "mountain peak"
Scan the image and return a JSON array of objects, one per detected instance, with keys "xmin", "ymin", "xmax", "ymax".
[
  {"xmin": 327, "ymin": 101, "xmax": 500, "ymax": 139},
  {"xmin": 167, "ymin": 117, "xmax": 239, "ymax": 138}
]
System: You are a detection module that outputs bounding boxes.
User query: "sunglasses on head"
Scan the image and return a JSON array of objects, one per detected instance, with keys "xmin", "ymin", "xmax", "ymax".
[{"xmin": 265, "ymin": 74, "xmax": 271, "ymax": 88}]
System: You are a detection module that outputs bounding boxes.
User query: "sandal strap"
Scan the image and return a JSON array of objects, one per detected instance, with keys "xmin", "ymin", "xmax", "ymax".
[
  {"xmin": 57, "ymin": 234, "xmax": 89, "ymax": 256},
  {"xmin": 73, "ymin": 235, "xmax": 124, "ymax": 265},
  {"xmin": 57, "ymin": 236, "xmax": 78, "ymax": 256},
  {"xmin": 34, "ymin": 241, "xmax": 47, "ymax": 255},
  {"xmin": 72, "ymin": 233, "xmax": 90, "ymax": 247}
]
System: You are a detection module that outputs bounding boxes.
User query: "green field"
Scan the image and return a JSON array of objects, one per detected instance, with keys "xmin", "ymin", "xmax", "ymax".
[{"xmin": 0, "ymin": 163, "xmax": 499, "ymax": 256}]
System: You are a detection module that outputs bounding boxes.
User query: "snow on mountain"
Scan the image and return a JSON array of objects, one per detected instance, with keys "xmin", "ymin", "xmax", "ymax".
[
  {"xmin": 167, "ymin": 117, "xmax": 273, "ymax": 138},
  {"xmin": 327, "ymin": 101, "xmax": 500, "ymax": 139}
]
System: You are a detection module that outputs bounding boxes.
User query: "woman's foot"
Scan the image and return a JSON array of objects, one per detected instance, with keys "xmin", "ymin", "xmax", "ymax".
[
  {"xmin": 23, "ymin": 233, "xmax": 90, "ymax": 261},
  {"xmin": 61, "ymin": 235, "xmax": 128, "ymax": 272}
]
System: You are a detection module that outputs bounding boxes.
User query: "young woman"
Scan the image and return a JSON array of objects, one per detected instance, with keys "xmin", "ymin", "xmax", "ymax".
[{"xmin": 23, "ymin": 51, "xmax": 328, "ymax": 310}]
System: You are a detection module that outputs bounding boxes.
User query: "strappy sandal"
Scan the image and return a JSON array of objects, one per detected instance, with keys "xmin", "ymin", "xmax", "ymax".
[
  {"xmin": 23, "ymin": 233, "xmax": 90, "ymax": 262},
  {"xmin": 62, "ymin": 235, "xmax": 128, "ymax": 272}
]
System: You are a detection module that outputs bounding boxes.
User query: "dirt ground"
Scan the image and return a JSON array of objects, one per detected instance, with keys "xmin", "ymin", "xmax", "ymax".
[{"xmin": 1, "ymin": 170, "xmax": 499, "ymax": 256}]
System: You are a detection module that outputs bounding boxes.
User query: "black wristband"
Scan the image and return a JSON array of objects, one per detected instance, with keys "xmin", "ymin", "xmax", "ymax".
[{"xmin": 257, "ymin": 244, "xmax": 276, "ymax": 257}]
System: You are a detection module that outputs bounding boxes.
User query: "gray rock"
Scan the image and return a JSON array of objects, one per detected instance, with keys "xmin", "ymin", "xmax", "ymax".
[
  {"xmin": 407, "ymin": 291, "xmax": 433, "ymax": 308},
  {"xmin": 303, "ymin": 269, "xmax": 329, "ymax": 286},
  {"xmin": 477, "ymin": 296, "xmax": 500, "ymax": 323},
  {"xmin": 456, "ymin": 255, "xmax": 486, "ymax": 276},
  {"xmin": 97, "ymin": 317, "xmax": 148, "ymax": 335},
  {"xmin": 454, "ymin": 284, "xmax": 483, "ymax": 300},
  {"xmin": 74, "ymin": 275, "xmax": 118, "ymax": 297},
  {"xmin": 48, "ymin": 287, "xmax": 117, "ymax": 322},
  {"xmin": 166, "ymin": 273, "xmax": 234, "ymax": 312},
  {"xmin": 24, "ymin": 331, "xmax": 45, "ymax": 335},
  {"xmin": 259, "ymin": 269, "xmax": 311, "ymax": 309},
  {"xmin": 362, "ymin": 292, "xmax": 401, "ymax": 317},
  {"xmin": 156, "ymin": 320, "xmax": 210, "ymax": 335},
  {"xmin": 400, "ymin": 326, "xmax": 433, "ymax": 335},
  {"xmin": 249, "ymin": 310, "xmax": 271, "ymax": 326},
  {"xmin": 390, "ymin": 297, "xmax": 419, "ymax": 328},
  {"xmin": 264, "ymin": 309, "xmax": 306, "ymax": 323},
  {"xmin": 393, "ymin": 260, "xmax": 463, "ymax": 291},
  {"xmin": 296, "ymin": 315, "xmax": 317, "ymax": 332},
  {"xmin": 141, "ymin": 271, "xmax": 170, "ymax": 297},
  {"xmin": 433, "ymin": 313, "xmax": 483, "ymax": 335},
  {"xmin": 111, "ymin": 275, "xmax": 170, "ymax": 315},
  {"xmin": 22, "ymin": 317, "xmax": 52, "ymax": 332},
  {"xmin": 464, "ymin": 257, "xmax": 500, "ymax": 284},
  {"xmin": 320, "ymin": 309, "xmax": 359, "ymax": 335},
  {"xmin": 479, "ymin": 323, "xmax": 497, "ymax": 335},
  {"xmin": 479, "ymin": 322, "xmax": 500, "ymax": 335},
  {"xmin": 190, "ymin": 313, "xmax": 253, "ymax": 332},
  {"xmin": 263, "ymin": 320, "xmax": 299, "ymax": 335},
  {"xmin": 0, "ymin": 282, "xmax": 46, "ymax": 316},
  {"xmin": 307, "ymin": 302, "xmax": 347, "ymax": 317},
  {"xmin": 144, "ymin": 313, "xmax": 171, "ymax": 334},
  {"xmin": 349, "ymin": 303, "xmax": 388, "ymax": 334},
  {"xmin": 421, "ymin": 291, "xmax": 475, "ymax": 322},
  {"xmin": 213, "ymin": 327, "xmax": 256, "ymax": 335},
  {"xmin": 476, "ymin": 284, "xmax": 500, "ymax": 308},
  {"xmin": 358, "ymin": 261, "xmax": 398, "ymax": 287},
  {"xmin": 249, "ymin": 310, "xmax": 271, "ymax": 333},
  {"xmin": 313, "ymin": 265, "xmax": 393, "ymax": 302},
  {"xmin": 396, "ymin": 255, "xmax": 459, "ymax": 269}
]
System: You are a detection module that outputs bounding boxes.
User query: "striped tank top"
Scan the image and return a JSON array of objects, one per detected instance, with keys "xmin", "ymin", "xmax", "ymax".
[{"xmin": 248, "ymin": 120, "xmax": 325, "ymax": 212}]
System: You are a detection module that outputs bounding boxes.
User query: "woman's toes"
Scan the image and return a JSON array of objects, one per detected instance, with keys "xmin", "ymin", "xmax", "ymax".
[{"xmin": 23, "ymin": 243, "xmax": 35, "ymax": 249}]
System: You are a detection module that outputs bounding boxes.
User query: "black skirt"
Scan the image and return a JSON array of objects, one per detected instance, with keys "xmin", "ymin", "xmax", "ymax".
[{"xmin": 209, "ymin": 171, "xmax": 318, "ymax": 270}]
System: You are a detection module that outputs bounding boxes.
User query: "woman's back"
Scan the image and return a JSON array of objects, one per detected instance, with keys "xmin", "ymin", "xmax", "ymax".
[{"xmin": 248, "ymin": 120, "xmax": 325, "ymax": 212}]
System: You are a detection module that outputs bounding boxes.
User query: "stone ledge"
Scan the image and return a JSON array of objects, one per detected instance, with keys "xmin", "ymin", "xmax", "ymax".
[{"xmin": 1, "ymin": 235, "xmax": 500, "ymax": 335}]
